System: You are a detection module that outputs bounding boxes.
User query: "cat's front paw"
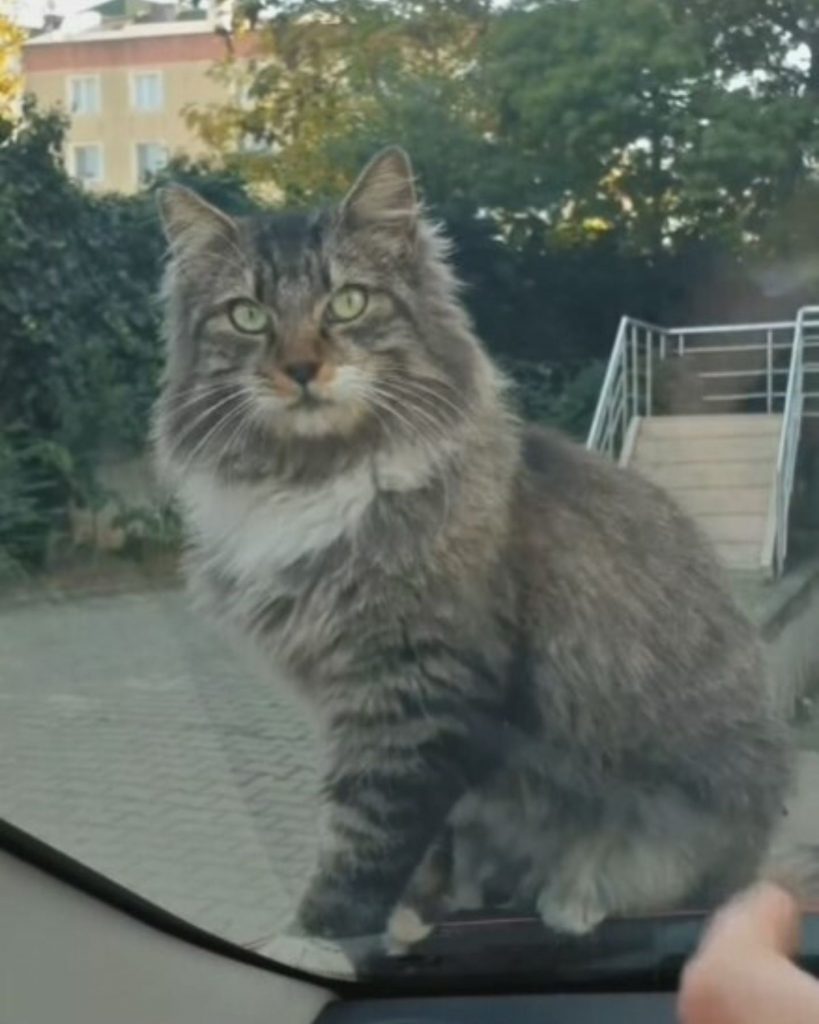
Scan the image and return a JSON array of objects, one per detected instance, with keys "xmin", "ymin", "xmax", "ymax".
[
  {"xmin": 386, "ymin": 903, "xmax": 435, "ymax": 955},
  {"xmin": 536, "ymin": 885, "xmax": 607, "ymax": 936}
]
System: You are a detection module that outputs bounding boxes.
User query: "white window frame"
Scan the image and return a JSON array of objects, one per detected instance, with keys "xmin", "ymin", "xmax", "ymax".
[
  {"xmin": 134, "ymin": 141, "xmax": 169, "ymax": 186},
  {"xmin": 68, "ymin": 142, "xmax": 104, "ymax": 188},
  {"xmin": 130, "ymin": 70, "xmax": 164, "ymax": 113},
  {"xmin": 66, "ymin": 74, "xmax": 101, "ymax": 116}
]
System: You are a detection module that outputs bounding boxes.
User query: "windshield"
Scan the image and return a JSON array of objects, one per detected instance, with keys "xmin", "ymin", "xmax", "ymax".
[{"xmin": 3, "ymin": 0, "xmax": 819, "ymax": 985}]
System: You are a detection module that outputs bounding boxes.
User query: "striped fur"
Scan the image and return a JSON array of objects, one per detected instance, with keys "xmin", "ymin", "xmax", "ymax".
[{"xmin": 154, "ymin": 148, "xmax": 793, "ymax": 941}]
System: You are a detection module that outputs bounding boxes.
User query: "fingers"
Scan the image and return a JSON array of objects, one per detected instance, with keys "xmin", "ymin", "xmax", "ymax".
[
  {"xmin": 699, "ymin": 882, "xmax": 801, "ymax": 960},
  {"xmin": 679, "ymin": 884, "xmax": 819, "ymax": 1024},
  {"xmin": 680, "ymin": 951, "xmax": 819, "ymax": 1024}
]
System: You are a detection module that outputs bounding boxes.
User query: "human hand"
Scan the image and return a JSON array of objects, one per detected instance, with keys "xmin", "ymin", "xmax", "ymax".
[{"xmin": 679, "ymin": 883, "xmax": 819, "ymax": 1024}]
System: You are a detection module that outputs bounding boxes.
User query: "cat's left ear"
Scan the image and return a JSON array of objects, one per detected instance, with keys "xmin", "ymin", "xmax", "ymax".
[
  {"xmin": 341, "ymin": 147, "xmax": 418, "ymax": 245},
  {"xmin": 157, "ymin": 184, "xmax": 238, "ymax": 255}
]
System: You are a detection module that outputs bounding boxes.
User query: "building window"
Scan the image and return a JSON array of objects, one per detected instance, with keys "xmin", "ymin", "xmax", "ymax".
[
  {"xmin": 68, "ymin": 76, "xmax": 100, "ymax": 116},
  {"xmin": 132, "ymin": 72, "xmax": 164, "ymax": 112},
  {"xmin": 136, "ymin": 142, "xmax": 169, "ymax": 185},
  {"xmin": 71, "ymin": 144, "xmax": 104, "ymax": 188}
]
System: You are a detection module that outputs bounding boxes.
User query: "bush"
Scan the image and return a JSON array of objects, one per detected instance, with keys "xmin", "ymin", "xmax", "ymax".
[
  {"xmin": 507, "ymin": 360, "xmax": 606, "ymax": 439},
  {"xmin": 0, "ymin": 432, "xmax": 48, "ymax": 575},
  {"xmin": 0, "ymin": 102, "xmax": 167, "ymax": 565}
]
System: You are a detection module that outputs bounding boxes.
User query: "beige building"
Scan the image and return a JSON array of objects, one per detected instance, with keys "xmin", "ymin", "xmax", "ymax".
[{"xmin": 23, "ymin": 16, "xmax": 238, "ymax": 192}]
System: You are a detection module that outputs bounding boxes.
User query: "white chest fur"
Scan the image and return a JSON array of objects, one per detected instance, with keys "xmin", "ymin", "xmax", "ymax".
[{"xmin": 179, "ymin": 466, "xmax": 377, "ymax": 582}]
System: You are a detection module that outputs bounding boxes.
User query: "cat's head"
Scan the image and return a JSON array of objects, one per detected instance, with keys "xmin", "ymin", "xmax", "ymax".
[{"xmin": 155, "ymin": 147, "xmax": 491, "ymax": 481}]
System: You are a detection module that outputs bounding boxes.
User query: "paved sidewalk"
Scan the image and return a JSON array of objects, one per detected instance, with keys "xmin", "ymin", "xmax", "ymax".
[
  {"xmin": 3, "ymin": 588, "xmax": 819, "ymax": 946},
  {"xmin": 0, "ymin": 589, "xmax": 319, "ymax": 943}
]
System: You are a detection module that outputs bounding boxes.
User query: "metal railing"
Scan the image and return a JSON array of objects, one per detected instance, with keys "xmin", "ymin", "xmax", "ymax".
[
  {"xmin": 770, "ymin": 306, "xmax": 819, "ymax": 574},
  {"xmin": 669, "ymin": 320, "xmax": 800, "ymax": 412},
  {"xmin": 587, "ymin": 307, "xmax": 819, "ymax": 575},
  {"xmin": 586, "ymin": 316, "xmax": 667, "ymax": 460}
]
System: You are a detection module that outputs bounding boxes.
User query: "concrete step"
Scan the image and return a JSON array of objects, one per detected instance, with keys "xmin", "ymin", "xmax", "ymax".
[
  {"xmin": 716, "ymin": 541, "xmax": 767, "ymax": 572},
  {"xmin": 633, "ymin": 432, "xmax": 780, "ymax": 466},
  {"xmin": 698, "ymin": 514, "xmax": 768, "ymax": 545},
  {"xmin": 643, "ymin": 459, "xmax": 776, "ymax": 490},
  {"xmin": 669, "ymin": 486, "xmax": 771, "ymax": 517},
  {"xmin": 640, "ymin": 413, "xmax": 783, "ymax": 440}
]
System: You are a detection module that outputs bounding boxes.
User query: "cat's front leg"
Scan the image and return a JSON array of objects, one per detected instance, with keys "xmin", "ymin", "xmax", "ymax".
[{"xmin": 295, "ymin": 662, "xmax": 506, "ymax": 941}]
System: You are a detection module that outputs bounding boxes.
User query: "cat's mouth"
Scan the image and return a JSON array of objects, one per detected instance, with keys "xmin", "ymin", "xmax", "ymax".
[{"xmin": 288, "ymin": 391, "xmax": 330, "ymax": 410}]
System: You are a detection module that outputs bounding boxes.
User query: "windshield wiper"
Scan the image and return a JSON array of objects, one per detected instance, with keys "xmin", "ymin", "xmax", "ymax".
[
  {"xmin": 358, "ymin": 908, "xmax": 819, "ymax": 995},
  {"xmin": 353, "ymin": 911, "xmax": 758, "ymax": 995}
]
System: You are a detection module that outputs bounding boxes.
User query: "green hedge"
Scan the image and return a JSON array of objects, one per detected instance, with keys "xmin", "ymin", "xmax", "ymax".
[
  {"xmin": 0, "ymin": 101, "xmax": 261, "ymax": 568},
  {"xmin": 0, "ymin": 104, "xmax": 160, "ymax": 566}
]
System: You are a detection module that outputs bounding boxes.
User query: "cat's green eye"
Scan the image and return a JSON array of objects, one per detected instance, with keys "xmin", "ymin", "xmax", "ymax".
[
  {"xmin": 328, "ymin": 286, "xmax": 368, "ymax": 323},
  {"xmin": 228, "ymin": 299, "xmax": 270, "ymax": 334}
]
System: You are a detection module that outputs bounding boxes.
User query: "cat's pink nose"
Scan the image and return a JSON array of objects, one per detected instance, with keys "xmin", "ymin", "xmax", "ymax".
[{"xmin": 283, "ymin": 361, "xmax": 320, "ymax": 387}]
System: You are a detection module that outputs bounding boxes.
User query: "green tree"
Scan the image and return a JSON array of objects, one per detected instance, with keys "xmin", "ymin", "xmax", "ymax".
[
  {"xmin": 0, "ymin": 11, "xmax": 24, "ymax": 120},
  {"xmin": 483, "ymin": 0, "xmax": 819, "ymax": 253},
  {"xmin": 186, "ymin": 0, "xmax": 491, "ymax": 201},
  {"xmin": 188, "ymin": 0, "xmax": 819, "ymax": 255}
]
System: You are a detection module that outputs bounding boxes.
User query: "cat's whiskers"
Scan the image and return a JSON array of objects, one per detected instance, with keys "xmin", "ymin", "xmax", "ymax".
[
  {"xmin": 179, "ymin": 399, "xmax": 256, "ymax": 480},
  {"xmin": 218, "ymin": 395, "xmax": 267, "ymax": 463},
  {"xmin": 163, "ymin": 382, "xmax": 240, "ymax": 418},
  {"xmin": 381, "ymin": 375, "xmax": 465, "ymax": 423},
  {"xmin": 176, "ymin": 391, "xmax": 257, "ymax": 477},
  {"xmin": 363, "ymin": 388, "xmax": 455, "ymax": 529},
  {"xmin": 170, "ymin": 388, "xmax": 247, "ymax": 454},
  {"xmin": 372, "ymin": 381, "xmax": 461, "ymax": 528},
  {"xmin": 394, "ymin": 396, "xmax": 454, "ymax": 441},
  {"xmin": 367, "ymin": 384, "xmax": 455, "ymax": 454},
  {"xmin": 374, "ymin": 383, "xmax": 461, "ymax": 435},
  {"xmin": 378, "ymin": 378, "xmax": 464, "ymax": 425},
  {"xmin": 344, "ymin": 381, "xmax": 395, "ymax": 445},
  {"xmin": 364, "ymin": 389, "xmax": 442, "ymax": 455}
]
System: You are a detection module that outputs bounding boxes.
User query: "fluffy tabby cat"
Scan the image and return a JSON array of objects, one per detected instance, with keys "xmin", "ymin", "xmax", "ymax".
[{"xmin": 154, "ymin": 148, "xmax": 792, "ymax": 943}]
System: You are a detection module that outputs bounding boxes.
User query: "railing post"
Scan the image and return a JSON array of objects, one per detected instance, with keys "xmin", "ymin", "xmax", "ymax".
[
  {"xmin": 631, "ymin": 322, "xmax": 639, "ymax": 419},
  {"xmin": 776, "ymin": 467, "xmax": 782, "ymax": 574},
  {"xmin": 587, "ymin": 315, "xmax": 628, "ymax": 453},
  {"xmin": 677, "ymin": 332, "xmax": 685, "ymax": 357},
  {"xmin": 771, "ymin": 307, "xmax": 812, "ymax": 575},
  {"xmin": 766, "ymin": 329, "xmax": 773, "ymax": 413},
  {"xmin": 646, "ymin": 329, "xmax": 653, "ymax": 416}
]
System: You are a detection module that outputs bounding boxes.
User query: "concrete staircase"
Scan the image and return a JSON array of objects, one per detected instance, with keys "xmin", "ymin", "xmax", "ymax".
[
  {"xmin": 588, "ymin": 308, "xmax": 819, "ymax": 576},
  {"xmin": 625, "ymin": 413, "xmax": 782, "ymax": 573}
]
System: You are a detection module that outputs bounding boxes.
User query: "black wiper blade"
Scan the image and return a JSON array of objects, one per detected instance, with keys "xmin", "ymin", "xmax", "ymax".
[
  {"xmin": 362, "ymin": 909, "xmax": 819, "ymax": 995},
  {"xmin": 357, "ymin": 912, "xmax": 708, "ymax": 994}
]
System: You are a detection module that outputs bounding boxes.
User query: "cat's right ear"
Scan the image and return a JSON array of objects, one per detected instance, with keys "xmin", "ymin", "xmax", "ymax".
[
  {"xmin": 157, "ymin": 184, "xmax": 238, "ymax": 254},
  {"xmin": 340, "ymin": 146, "xmax": 418, "ymax": 245}
]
